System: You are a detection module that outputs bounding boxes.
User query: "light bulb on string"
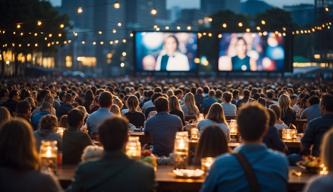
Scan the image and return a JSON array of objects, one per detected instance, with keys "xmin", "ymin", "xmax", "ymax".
[
  {"xmin": 37, "ymin": 20, "xmax": 42, "ymax": 26},
  {"xmin": 113, "ymin": 1, "xmax": 120, "ymax": 9},
  {"xmin": 77, "ymin": 7, "xmax": 83, "ymax": 14},
  {"xmin": 151, "ymin": 8, "xmax": 157, "ymax": 16}
]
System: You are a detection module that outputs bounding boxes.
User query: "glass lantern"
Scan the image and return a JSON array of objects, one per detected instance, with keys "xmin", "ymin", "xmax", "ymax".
[
  {"xmin": 40, "ymin": 140, "xmax": 58, "ymax": 174},
  {"xmin": 126, "ymin": 136, "xmax": 141, "ymax": 160},
  {"xmin": 282, "ymin": 129, "xmax": 297, "ymax": 140},
  {"xmin": 174, "ymin": 131, "xmax": 189, "ymax": 169},
  {"xmin": 201, "ymin": 157, "xmax": 215, "ymax": 172}
]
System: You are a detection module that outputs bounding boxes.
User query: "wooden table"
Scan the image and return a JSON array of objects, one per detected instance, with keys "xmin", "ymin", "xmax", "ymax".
[{"xmin": 57, "ymin": 165, "xmax": 314, "ymax": 192}]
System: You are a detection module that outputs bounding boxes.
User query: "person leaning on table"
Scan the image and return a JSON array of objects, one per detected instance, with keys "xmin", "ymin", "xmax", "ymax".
[
  {"xmin": 303, "ymin": 127, "xmax": 333, "ymax": 192},
  {"xmin": 200, "ymin": 103, "xmax": 289, "ymax": 192},
  {"xmin": 67, "ymin": 116, "xmax": 155, "ymax": 192}
]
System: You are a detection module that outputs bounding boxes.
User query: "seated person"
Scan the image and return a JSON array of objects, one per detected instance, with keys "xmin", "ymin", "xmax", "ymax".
[
  {"xmin": 195, "ymin": 125, "xmax": 229, "ymax": 164},
  {"xmin": 301, "ymin": 94, "xmax": 333, "ymax": 156},
  {"xmin": 0, "ymin": 118, "xmax": 62, "ymax": 191},
  {"xmin": 200, "ymin": 103, "xmax": 289, "ymax": 192},
  {"xmin": 303, "ymin": 128, "xmax": 333, "ymax": 192},
  {"xmin": 300, "ymin": 96, "xmax": 321, "ymax": 122},
  {"xmin": 67, "ymin": 116, "xmax": 155, "ymax": 192},
  {"xmin": 62, "ymin": 109, "xmax": 93, "ymax": 165},
  {"xmin": 34, "ymin": 114, "xmax": 62, "ymax": 151},
  {"xmin": 124, "ymin": 95, "xmax": 145, "ymax": 128},
  {"xmin": 198, "ymin": 103, "xmax": 229, "ymax": 139},
  {"xmin": 169, "ymin": 95, "xmax": 185, "ymax": 126},
  {"xmin": 145, "ymin": 97, "xmax": 183, "ymax": 156},
  {"xmin": 270, "ymin": 104, "xmax": 288, "ymax": 130},
  {"xmin": 263, "ymin": 109, "xmax": 287, "ymax": 153},
  {"xmin": 221, "ymin": 91, "xmax": 237, "ymax": 117}
]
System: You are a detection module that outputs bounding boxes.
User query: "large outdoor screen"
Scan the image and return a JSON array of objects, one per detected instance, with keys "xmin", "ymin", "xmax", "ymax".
[
  {"xmin": 135, "ymin": 32, "xmax": 198, "ymax": 72},
  {"xmin": 218, "ymin": 32, "xmax": 286, "ymax": 72}
]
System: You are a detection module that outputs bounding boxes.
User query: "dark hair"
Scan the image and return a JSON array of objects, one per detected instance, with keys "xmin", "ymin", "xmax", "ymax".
[
  {"xmin": 0, "ymin": 118, "xmax": 39, "ymax": 170},
  {"xmin": 15, "ymin": 100, "xmax": 31, "ymax": 115},
  {"xmin": 267, "ymin": 109, "xmax": 276, "ymax": 127},
  {"xmin": 243, "ymin": 89, "xmax": 250, "ymax": 98},
  {"xmin": 164, "ymin": 35, "xmax": 179, "ymax": 49},
  {"xmin": 99, "ymin": 91, "xmax": 113, "ymax": 108},
  {"xmin": 195, "ymin": 125, "xmax": 229, "ymax": 162},
  {"xmin": 237, "ymin": 37, "xmax": 247, "ymax": 46},
  {"xmin": 154, "ymin": 97, "xmax": 169, "ymax": 112},
  {"xmin": 203, "ymin": 86, "xmax": 210, "ymax": 94},
  {"xmin": 98, "ymin": 116, "xmax": 129, "ymax": 152},
  {"xmin": 237, "ymin": 103, "xmax": 269, "ymax": 142},
  {"xmin": 9, "ymin": 90, "xmax": 19, "ymax": 99},
  {"xmin": 151, "ymin": 92, "xmax": 163, "ymax": 103},
  {"xmin": 223, "ymin": 92, "xmax": 232, "ymax": 103},
  {"xmin": 208, "ymin": 90, "xmax": 215, "ymax": 97},
  {"xmin": 40, "ymin": 115, "xmax": 58, "ymax": 131},
  {"xmin": 321, "ymin": 94, "xmax": 333, "ymax": 112},
  {"xmin": 67, "ymin": 109, "xmax": 84, "ymax": 128},
  {"xmin": 126, "ymin": 95, "xmax": 139, "ymax": 112},
  {"xmin": 37, "ymin": 90, "xmax": 50, "ymax": 103},
  {"xmin": 308, "ymin": 96, "xmax": 320, "ymax": 106},
  {"xmin": 196, "ymin": 87, "xmax": 203, "ymax": 95},
  {"xmin": 270, "ymin": 104, "xmax": 282, "ymax": 120}
]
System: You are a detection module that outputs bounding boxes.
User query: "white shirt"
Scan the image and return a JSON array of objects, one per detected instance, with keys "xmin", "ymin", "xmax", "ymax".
[{"xmin": 155, "ymin": 51, "xmax": 190, "ymax": 71}]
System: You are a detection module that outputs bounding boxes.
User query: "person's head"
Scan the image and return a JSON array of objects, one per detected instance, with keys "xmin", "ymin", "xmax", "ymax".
[
  {"xmin": 174, "ymin": 89, "xmax": 183, "ymax": 99},
  {"xmin": 0, "ymin": 118, "xmax": 39, "ymax": 170},
  {"xmin": 164, "ymin": 35, "xmax": 179, "ymax": 54},
  {"xmin": 278, "ymin": 94, "xmax": 291, "ymax": 111},
  {"xmin": 9, "ymin": 90, "xmax": 19, "ymax": 101},
  {"xmin": 206, "ymin": 103, "xmax": 227, "ymax": 124},
  {"xmin": 67, "ymin": 109, "xmax": 84, "ymax": 129},
  {"xmin": 235, "ymin": 37, "xmax": 247, "ymax": 56},
  {"xmin": 154, "ymin": 97, "xmax": 169, "ymax": 113},
  {"xmin": 196, "ymin": 125, "xmax": 229, "ymax": 161},
  {"xmin": 59, "ymin": 114, "xmax": 68, "ymax": 128},
  {"xmin": 37, "ymin": 90, "xmax": 50, "ymax": 104},
  {"xmin": 169, "ymin": 95, "xmax": 181, "ymax": 112},
  {"xmin": 237, "ymin": 103, "xmax": 269, "ymax": 143},
  {"xmin": 126, "ymin": 95, "xmax": 139, "ymax": 112},
  {"xmin": 320, "ymin": 128, "xmax": 333, "ymax": 172},
  {"xmin": 15, "ymin": 100, "xmax": 31, "ymax": 120},
  {"xmin": 320, "ymin": 94, "xmax": 333, "ymax": 115},
  {"xmin": 98, "ymin": 116, "xmax": 129, "ymax": 152},
  {"xmin": 222, "ymin": 91, "xmax": 232, "ymax": 103},
  {"xmin": 40, "ymin": 102, "xmax": 52, "ymax": 113},
  {"xmin": 184, "ymin": 92, "xmax": 196, "ymax": 106},
  {"xmin": 243, "ymin": 89, "xmax": 250, "ymax": 99},
  {"xmin": 113, "ymin": 97, "xmax": 123, "ymax": 109},
  {"xmin": 208, "ymin": 90, "xmax": 215, "ymax": 97},
  {"xmin": 232, "ymin": 90, "xmax": 239, "ymax": 100},
  {"xmin": 290, "ymin": 94, "xmax": 298, "ymax": 105},
  {"xmin": 25, "ymin": 97, "xmax": 36, "ymax": 109},
  {"xmin": 267, "ymin": 90, "xmax": 274, "ymax": 99},
  {"xmin": 258, "ymin": 97, "xmax": 266, "ymax": 107},
  {"xmin": 308, "ymin": 96, "xmax": 320, "ymax": 107},
  {"xmin": 0, "ymin": 107, "xmax": 11, "ymax": 125},
  {"xmin": 110, "ymin": 104, "xmax": 121, "ymax": 116},
  {"xmin": 98, "ymin": 91, "xmax": 113, "ymax": 108},
  {"xmin": 270, "ymin": 104, "xmax": 282, "ymax": 121},
  {"xmin": 267, "ymin": 109, "xmax": 277, "ymax": 127},
  {"xmin": 39, "ymin": 114, "xmax": 58, "ymax": 132}
]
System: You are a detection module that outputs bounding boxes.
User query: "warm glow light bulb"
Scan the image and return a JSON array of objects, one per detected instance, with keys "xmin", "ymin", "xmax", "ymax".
[{"xmin": 151, "ymin": 8, "xmax": 157, "ymax": 16}]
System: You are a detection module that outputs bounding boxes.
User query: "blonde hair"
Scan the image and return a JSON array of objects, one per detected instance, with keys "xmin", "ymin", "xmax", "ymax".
[
  {"xmin": 169, "ymin": 95, "xmax": 182, "ymax": 112},
  {"xmin": 206, "ymin": 103, "xmax": 227, "ymax": 124},
  {"xmin": 111, "ymin": 104, "xmax": 121, "ymax": 116},
  {"xmin": 126, "ymin": 95, "xmax": 139, "ymax": 112},
  {"xmin": 183, "ymin": 92, "xmax": 199, "ymax": 116},
  {"xmin": 321, "ymin": 128, "xmax": 333, "ymax": 172},
  {"xmin": 278, "ymin": 94, "xmax": 291, "ymax": 117},
  {"xmin": 0, "ymin": 107, "xmax": 11, "ymax": 125}
]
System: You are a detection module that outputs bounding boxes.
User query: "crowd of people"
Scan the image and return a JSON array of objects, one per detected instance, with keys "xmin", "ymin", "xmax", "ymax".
[{"xmin": 0, "ymin": 76, "xmax": 333, "ymax": 192}]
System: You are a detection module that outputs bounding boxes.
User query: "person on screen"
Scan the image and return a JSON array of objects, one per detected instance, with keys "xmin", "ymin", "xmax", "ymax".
[
  {"xmin": 231, "ymin": 37, "xmax": 256, "ymax": 71},
  {"xmin": 219, "ymin": 37, "xmax": 257, "ymax": 71},
  {"xmin": 155, "ymin": 35, "xmax": 190, "ymax": 71}
]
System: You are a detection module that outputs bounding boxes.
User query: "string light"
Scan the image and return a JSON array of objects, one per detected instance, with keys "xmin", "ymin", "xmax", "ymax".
[
  {"xmin": 112, "ymin": 29, "xmax": 117, "ymax": 34},
  {"xmin": 60, "ymin": 24, "xmax": 65, "ymax": 29},
  {"xmin": 246, "ymin": 28, "xmax": 251, "ymax": 32},
  {"xmin": 37, "ymin": 20, "xmax": 42, "ymax": 26},
  {"xmin": 122, "ymin": 52, "xmax": 127, "ymax": 57},
  {"xmin": 98, "ymin": 31, "xmax": 103, "ymax": 35},
  {"xmin": 187, "ymin": 26, "xmax": 192, "ymax": 31},
  {"xmin": 130, "ymin": 33, "xmax": 134, "ymax": 37},
  {"xmin": 113, "ymin": 1, "xmax": 120, "ymax": 9},
  {"xmin": 176, "ymin": 26, "xmax": 181, "ymax": 30},
  {"xmin": 117, "ymin": 22, "xmax": 122, "ymax": 27},
  {"xmin": 222, "ymin": 23, "xmax": 227, "ymax": 28},
  {"xmin": 109, "ymin": 40, "xmax": 114, "ymax": 45},
  {"xmin": 218, "ymin": 34, "xmax": 222, "ymax": 39},
  {"xmin": 165, "ymin": 26, "xmax": 170, "ymax": 30},
  {"xmin": 120, "ymin": 62, "xmax": 125, "ymax": 68},
  {"xmin": 122, "ymin": 39, "xmax": 127, "ymax": 43},
  {"xmin": 238, "ymin": 22, "xmax": 243, "ymax": 27},
  {"xmin": 325, "ymin": 7, "xmax": 329, "ymax": 12},
  {"xmin": 150, "ymin": 8, "xmax": 157, "ymax": 16},
  {"xmin": 261, "ymin": 20, "xmax": 266, "ymax": 25},
  {"xmin": 81, "ymin": 41, "xmax": 86, "ymax": 44},
  {"xmin": 77, "ymin": 7, "xmax": 83, "ymax": 14},
  {"xmin": 16, "ymin": 24, "xmax": 21, "ymax": 29}
]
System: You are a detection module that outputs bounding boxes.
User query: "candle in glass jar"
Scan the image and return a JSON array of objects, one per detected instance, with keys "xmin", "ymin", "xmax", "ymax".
[
  {"xmin": 126, "ymin": 136, "xmax": 141, "ymax": 160},
  {"xmin": 40, "ymin": 140, "xmax": 58, "ymax": 174},
  {"xmin": 201, "ymin": 157, "xmax": 215, "ymax": 172},
  {"xmin": 229, "ymin": 120, "xmax": 237, "ymax": 135}
]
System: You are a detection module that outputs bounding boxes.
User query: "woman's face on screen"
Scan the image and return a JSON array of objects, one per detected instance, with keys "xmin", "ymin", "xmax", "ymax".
[
  {"xmin": 164, "ymin": 36, "xmax": 177, "ymax": 54},
  {"xmin": 235, "ymin": 39, "xmax": 247, "ymax": 56}
]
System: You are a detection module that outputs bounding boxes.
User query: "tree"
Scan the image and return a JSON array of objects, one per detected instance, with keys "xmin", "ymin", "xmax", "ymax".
[{"xmin": 0, "ymin": 0, "xmax": 70, "ymax": 76}]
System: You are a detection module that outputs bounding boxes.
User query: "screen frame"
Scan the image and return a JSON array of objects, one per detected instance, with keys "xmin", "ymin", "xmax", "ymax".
[
  {"xmin": 215, "ymin": 32, "xmax": 293, "ymax": 73},
  {"xmin": 133, "ymin": 31, "xmax": 200, "ymax": 74}
]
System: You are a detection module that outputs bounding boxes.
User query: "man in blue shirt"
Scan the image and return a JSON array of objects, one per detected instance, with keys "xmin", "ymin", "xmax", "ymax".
[
  {"xmin": 300, "ymin": 96, "xmax": 321, "ymax": 122},
  {"xmin": 202, "ymin": 90, "xmax": 217, "ymax": 115},
  {"xmin": 87, "ymin": 91, "xmax": 113, "ymax": 135},
  {"xmin": 144, "ymin": 97, "xmax": 183, "ymax": 156},
  {"xmin": 301, "ymin": 94, "xmax": 333, "ymax": 156},
  {"xmin": 201, "ymin": 103, "xmax": 289, "ymax": 192}
]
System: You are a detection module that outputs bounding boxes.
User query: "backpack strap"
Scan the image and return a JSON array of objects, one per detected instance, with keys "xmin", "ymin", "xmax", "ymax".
[{"xmin": 232, "ymin": 152, "xmax": 260, "ymax": 192}]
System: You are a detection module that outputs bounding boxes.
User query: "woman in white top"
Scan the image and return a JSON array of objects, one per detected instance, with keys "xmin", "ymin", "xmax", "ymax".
[
  {"xmin": 155, "ymin": 35, "xmax": 190, "ymax": 71},
  {"xmin": 197, "ymin": 103, "xmax": 230, "ymax": 139},
  {"xmin": 270, "ymin": 104, "xmax": 288, "ymax": 130}
]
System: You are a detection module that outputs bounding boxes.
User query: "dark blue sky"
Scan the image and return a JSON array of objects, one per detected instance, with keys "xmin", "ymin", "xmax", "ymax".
[{"xmin": 50, "ymin": 0, "xmax": 314, "ymax": 8}]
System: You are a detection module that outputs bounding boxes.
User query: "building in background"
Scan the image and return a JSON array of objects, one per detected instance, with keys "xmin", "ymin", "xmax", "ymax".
[
  {"xmin": 284, "ymin": 4, "xmax": 315, "ymax": 26},
  {"xmin": 201, "ymin": 0, "xmax": 240, "ymax": 15}
]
